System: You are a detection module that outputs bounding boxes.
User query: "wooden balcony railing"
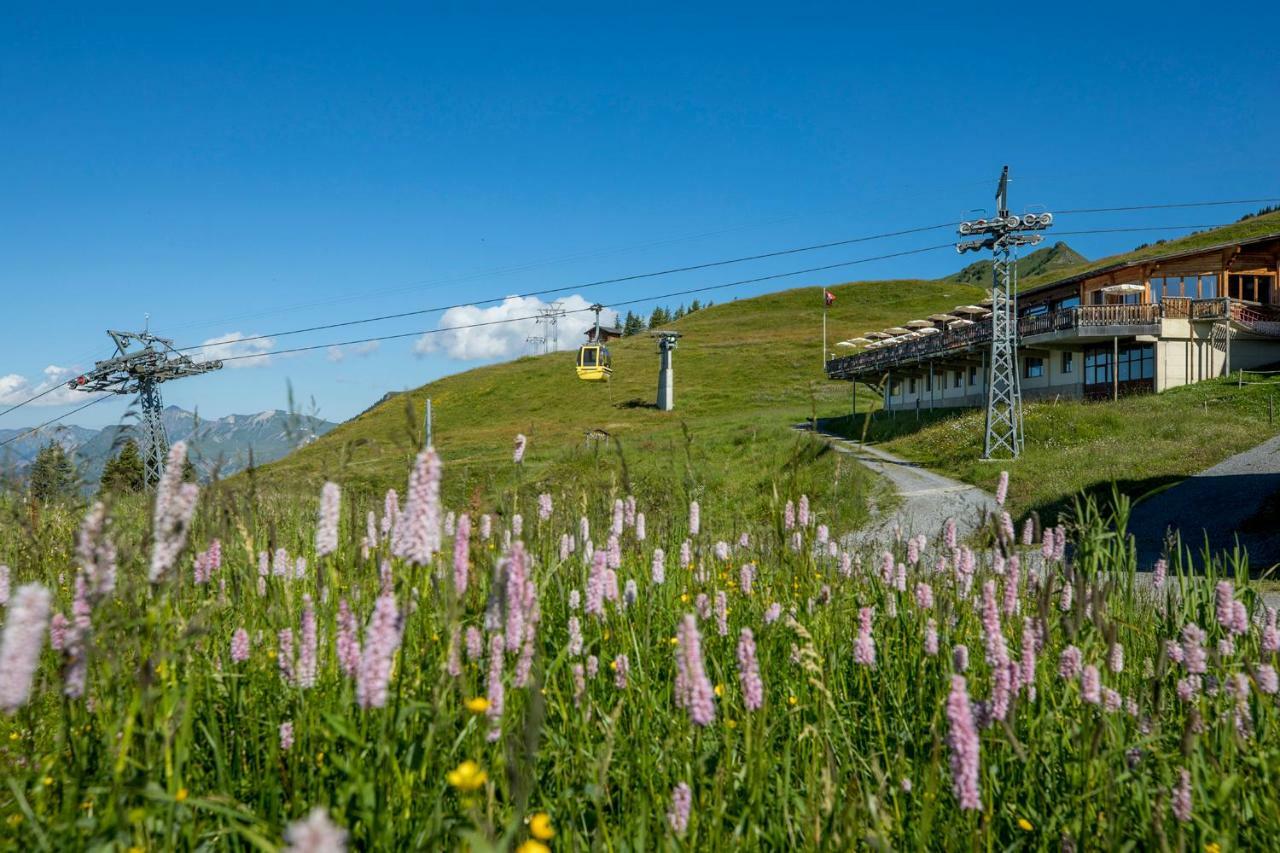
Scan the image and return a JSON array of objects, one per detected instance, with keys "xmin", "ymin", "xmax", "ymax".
[
  {"xmin": 1162, "ymin": 297, "xmax": 1191, "ymax": 319},
  {"xmin": 1076, "ymin": 304, "xmax": 1161, "ymax": 326}
]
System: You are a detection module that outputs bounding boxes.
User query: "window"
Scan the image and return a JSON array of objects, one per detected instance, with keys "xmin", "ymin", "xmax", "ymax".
[
  {"xmin": 1022, "ymin": 303, "xmax": 1048, "ymax": 317},
  {"xmin": 1085, "ymin": 349, "xmax": 1111, "ymax": 385},
  {"xmin": 1052, "ymin": 296, "xmax": 1081, "ymax": 311},
  {"xmin": 1085, "ymin": 344, "xmax": 1153, "ymax": 386},
  {"xmin": 925, "ymin": 373, "xmax": 932, "ymax": 392},
  {"xmin": 1116, "ymin": 344, "xmax": 1154, "ymax": 382},
  {"xmin": 1201, "ymin": 274, "xmax": 1218, "ymax": 299},
  {"xmin": 1024, "ymin": 357, "xmax": 1044, "ymax": 379},
  {"xmin": 890, "ymin": 380, "xmax": 901, "ymax": 397},
  {"xmin": 579, "ymin": 347, "xmax": 597, "ymax": 367},
  {"xmin": 1061, "ymin": 351, "xmax": 1074, "ymax": 374},
  {"xmin": 951, "ymin": 371, "xmax": 961, "ymax": 389},
  {"xmin": 1091, "ymin": 290, "xmax": 1105, "ymax": 305},
  {"xmin": 968, "ymin": 366, "xmax": 978, "ymax": 386},
  {"xmin": 908, "ymin": 377, "xmax": 917, "ymax": 394}
]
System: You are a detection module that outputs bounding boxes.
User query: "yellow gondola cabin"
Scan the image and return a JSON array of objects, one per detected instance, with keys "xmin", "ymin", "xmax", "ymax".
[{"xmin": 575, "ymin": 343, "xmax": 612, "ymax": 381}]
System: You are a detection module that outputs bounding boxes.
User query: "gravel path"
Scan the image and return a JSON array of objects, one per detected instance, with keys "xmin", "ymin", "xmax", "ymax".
[
  {"xmin": 1128, "ymin": 433, "xmax": 1280, "ymax": 572},
  {"xmin": 816, "ymin": 432, "xmax": 998, "ymax": 547}
]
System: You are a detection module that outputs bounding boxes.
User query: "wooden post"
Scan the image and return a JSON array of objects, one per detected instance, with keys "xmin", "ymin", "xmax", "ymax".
[
  {"xmin": 424, "ymin": 398, "xmax": 433, "ymax": 448},
  {"xmin": 1113, "ymin": 337, "xmax": 1119, "ymax": 401}
]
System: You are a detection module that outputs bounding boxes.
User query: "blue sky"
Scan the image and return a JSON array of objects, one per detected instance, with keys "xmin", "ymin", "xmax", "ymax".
[{"xmin": 2, "ymin": 3, "xmax": 1277, "ymax": 429}]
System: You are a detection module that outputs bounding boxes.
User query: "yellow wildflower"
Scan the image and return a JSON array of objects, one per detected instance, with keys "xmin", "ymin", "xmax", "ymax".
[
  {"xmin": 1205, "ymin": 844, "xmax": 1221, "ymax": 853},
  {"xmin": 714, "ymin": 683, "xmax": 725, "ymax": 697},
  {"xmin": 529, "ymin": 812, "xmax": 555, "ymax": 840},
  {"xmin": 175, "ymin": 788, "xmax": 188, "ymax": 803},
  {"xmin": 726, "ymin": 719, "xmax": 738, "ymax": 729},
  {"xmin": 517, "ymin": 842, "xmax": 550, "ymax": 853},
  {"xmin": 603, "ymin": 630, "xmax": 611, "ymax": 641},
  {"xmin": 680, "ymin": 594, "xmax": 689, "ymax": 603},
  {"xmin": 1018, "ymin": 818, "xmax": 1033, "ymax": 831},
  {"xmin": 7, "ymin": 732, "xmax": 17, "ymax": 741},
  {"xmin": 788, "ymin": 696, "xmax": 798, "ymax": 706},
  {"xmin": 465, "ymin": 697, "xmax": 491, "ymax": 714},
  {"xmin": 447, "ymin": 760, "xmax": 488, "ymax": 792},
  {"xmin": 42, "ymin": 776, "xmax": 53, "ymax": 786},
  {"xmin": 6, "ymin": 814, "xmax": 21, "ymax": 827}
]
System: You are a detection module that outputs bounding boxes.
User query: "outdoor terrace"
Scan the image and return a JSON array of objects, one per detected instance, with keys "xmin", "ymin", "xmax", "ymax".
[{"xmin": 825, "ymin": 298, "xmax": 1278, "ymax": 380}]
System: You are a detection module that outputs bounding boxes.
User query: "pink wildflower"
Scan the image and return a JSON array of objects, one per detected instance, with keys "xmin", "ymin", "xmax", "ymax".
[
  {"xmin": 0, "ymin": 584, "xmax": 51, "ymax": 714},
  {"xmin": 453, "ymin": 513, "xmax": 471, "ymax": 595},
  {"xmin": 1171, "ymin": 769, "xmax": 1192, "ymax": 822},
  {"xmin": 279, "ymin": 720, "xmax": 294, "ymax": 751},
  {"xmin": 512, "ymin": 433, "xmax": 526, "ymax": 464},
  {"xmin": 283, "ymin": 807, "xmax": 348, "ymax": 853},
  {"xmin": 667, "ymin": 782, "xmax": 692, "ymax": 835},
  {"xmin": 315, "ymin": 482, "xmax": 340, "ymax": 557},
  {"xmin": 925, "ymin": 620, "xmax": 939, "ymax": 656},
  {"xmin": 1080, "ymin": 665, "xmax": 1101, "ymax": 704},
  {"xmin": 946, "ymin": 675, "xmax": 982, "ymax": 810},
  {"xmin": 391, "ymin": 449, "xmax": 442, "ymax": 565},
  {"xmin": 953, "ymin": 644, "xmax": 969, "ymax": 672},
  {"xmin": 854, "ymin": 607, "xmax": 876, "ymax": 667},
  {"xmin": 1058, "ymin": 645, "xmax": 1082, "ymax": 680},
  {"xmin": 148, "ymin": 443, "xmax": 199, "ymax": 583},
  {"xmin": 232, "ymin": 628, "xmax": 251, "ymax": 663},
  {"xmin": 994, "ymin": 470, "xmax": 1009, "ymax": 506},
  {"xmin": 336, "ymin": 601, "xmax": 360, "ymax": 677},
  {"xmin": 651, "ymin": 548, "xmax": 666, "ymax": 585},
  {"xmin": 1152, "ymin": 558, "xmax": 1167, "ymax": 590},
  {"xmin": 356, "ymin": 590, "xmax": 401, "ymax": 709},
  {"xmin": 675, "ymin": 614, "xmax": 715, "ymax": 726},
  {"xmin": 737, "ymin": 628, "xmax": 764, "ymax": 711},
  {"xmin": 688, "ymin": 501, "xmax": 700, "ymax": 536}
]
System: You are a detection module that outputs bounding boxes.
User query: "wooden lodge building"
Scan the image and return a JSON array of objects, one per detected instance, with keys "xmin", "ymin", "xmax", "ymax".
[{"xmin": 825, "ymin": 228, "xmax": 1280, "ymax": 411}]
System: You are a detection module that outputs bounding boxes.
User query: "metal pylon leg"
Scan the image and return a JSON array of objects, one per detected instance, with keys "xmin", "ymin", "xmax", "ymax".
[
  {"xmin": 137, "ymin": 378, "xmax": 170, "ymax": 488},
  {"xmin": 982, "ymin": 250, "xmax": 1023, "ymax": 458}
]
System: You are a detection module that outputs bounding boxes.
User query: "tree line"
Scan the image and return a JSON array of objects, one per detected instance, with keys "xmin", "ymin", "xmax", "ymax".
[
  {"xmin": 618, "ymin": 300, "xmax": 712, "ymax": 337},
  {"xmin": 21, "ymin": 438, "xmax": 193, "ymax": 503}
]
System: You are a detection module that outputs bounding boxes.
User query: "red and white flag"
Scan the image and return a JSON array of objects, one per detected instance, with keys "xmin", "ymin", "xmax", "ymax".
[{"xmin": 823, "ymin": 289, "xmax": 836, "ymax": 307}]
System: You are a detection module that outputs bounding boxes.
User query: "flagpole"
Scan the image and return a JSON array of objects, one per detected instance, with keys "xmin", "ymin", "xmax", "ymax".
[{"xmin": 822, "ymin": 306, "xmax": 827, "ymax": 370}]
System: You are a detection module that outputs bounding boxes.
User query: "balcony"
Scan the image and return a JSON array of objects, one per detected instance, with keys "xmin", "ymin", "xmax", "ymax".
[{"xmin": 825, "ymin": 298, "xmax": 1251, "ymax": 380}]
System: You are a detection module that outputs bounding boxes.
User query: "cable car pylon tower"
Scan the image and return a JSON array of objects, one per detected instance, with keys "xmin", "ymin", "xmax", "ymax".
[
  {"xmin": 956, "ymin": 166, "xmax": 1053, "ymax": 459},
  {"xmin": 68, "ymin": 326, "xmax": 223, "ymax": 486}
]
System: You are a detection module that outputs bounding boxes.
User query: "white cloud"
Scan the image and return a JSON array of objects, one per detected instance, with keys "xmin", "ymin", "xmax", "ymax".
[
  {"xmin": 0, "ymin": 365, "xmax": 99, "ymax": 407},
  {"xmin": 200, "ymin": 332, "xmax": 275, "ymax": 368},
  {"xmin": 413, "ymin": 294, "xmax": 602, "ymax": 361},
  {"xmin": 327, "ymin": 340, "xmax": 381, "ymax": 363}
]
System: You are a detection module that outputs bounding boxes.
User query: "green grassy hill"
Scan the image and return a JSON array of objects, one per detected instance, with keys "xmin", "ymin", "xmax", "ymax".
[
  {"xmin": 945, "ymin": 240, "xmax": 1087, "ymax": 286},
  {"xmin": 250, "ymin": 211, "xmax": 1280, "ymax": 532},
  {"xmin": 248, "ymin": 277, "xmax": 986, "ymax": 532}
]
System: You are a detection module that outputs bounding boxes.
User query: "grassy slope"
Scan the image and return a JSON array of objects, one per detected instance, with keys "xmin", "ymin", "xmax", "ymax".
[
  {"xmin": 253, "ymin": 213, "xmax": 1280, "ymax": 530},
  {"xmin": 250, "ymin": 278, "xmax": 986, "ymax": 531},
  {"xmin": 1018, "ymin": 210, "xmax": 1280, "ymax": 290},
  {"xmin": 826, "ymin": 375, "xmax": 1280, "ymax": 524}
]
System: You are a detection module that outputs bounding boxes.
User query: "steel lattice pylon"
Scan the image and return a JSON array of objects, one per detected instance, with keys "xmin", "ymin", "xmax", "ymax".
[
  {"xmin": 68, "ymin": 329, "xmax": 223, "ymax": 486},
  {"xmin": 956, "ymin": 166, "xmax": 1054, "ymax": 459},
  {"xmin": 984, "ymin": 251, "xmax": 1024, "ymax": 457}
]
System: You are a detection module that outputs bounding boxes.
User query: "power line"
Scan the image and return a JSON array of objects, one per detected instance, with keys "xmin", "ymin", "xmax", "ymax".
[
  {"xmin": 176, "ymin": 203, "xmax": 1275, "ymax": 356},
  {"xmin": 1059, "ymin": 198, "xmax": 1280, "ymax": 215},
  {"xmin": 212, "ymin": 240, "xmax": 952, "ymax": 361},
  {"xmin": 176, "ymin": 220, "xmax": 958, "ymax": 353},
  {"xmin": 0, "ymin": 385, "xmax": 67, "ymax": 420},
  {"xmin": 209, "ymin": 221, "xmax": 1241, "ymax": 365},
  {"xmin": 0, "ymin": 394, "xmax": 114, "ymax": 449}
]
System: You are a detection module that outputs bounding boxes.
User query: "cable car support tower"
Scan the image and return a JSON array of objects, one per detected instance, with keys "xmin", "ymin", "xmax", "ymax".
[
  {"xmin": 956, "ymin": 167, "xmax": 1053, "ymax": 459},
  {"xmin": 68, "ymin": 328, "xmax": 223, "ymax": 486}
]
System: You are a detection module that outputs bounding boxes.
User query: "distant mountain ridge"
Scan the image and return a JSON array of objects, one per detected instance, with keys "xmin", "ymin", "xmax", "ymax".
[
  {"xmin": 0, "ymin": 406, "xmax": 337, "ymax": 484},
  {"xmin": 944, "ymin": 241, "xmax": 1088, "ymax": 287}
]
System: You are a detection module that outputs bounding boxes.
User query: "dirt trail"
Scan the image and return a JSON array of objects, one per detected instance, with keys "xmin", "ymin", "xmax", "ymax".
[{"xmin": 816, "ymin": 432, "xmax": 998, "ymax": 546}]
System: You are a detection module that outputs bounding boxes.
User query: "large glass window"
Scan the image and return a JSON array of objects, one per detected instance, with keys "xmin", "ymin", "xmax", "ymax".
[
  {"xmin": 1085, "ymin": 349, "xmax": 1111, "ymax": 385},
  {"xmin": 908, "ymin": 377, "xmax": 916, "ymax": 394},
  {"xmin": 1062, "ymin": 351, "xmax": 1074, "ymax": 374},
  {"xmin": 1085, "ymin": 344, "xmax": 1152, "ymax": 385},
  {"xmin": 968, "ymin": 366, "xmax": 978, "ymax": 387},
  {"xmin": 953, "ymin": 371, "xmax": 963, "ymax": 389},
  {"xmin": 1201, "ymin": 274, "xmax": 1218, "ymax": 299},
  {"xmin": 1024, "ymin": 357, "xmax": 1044, "ymax": 379}
]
